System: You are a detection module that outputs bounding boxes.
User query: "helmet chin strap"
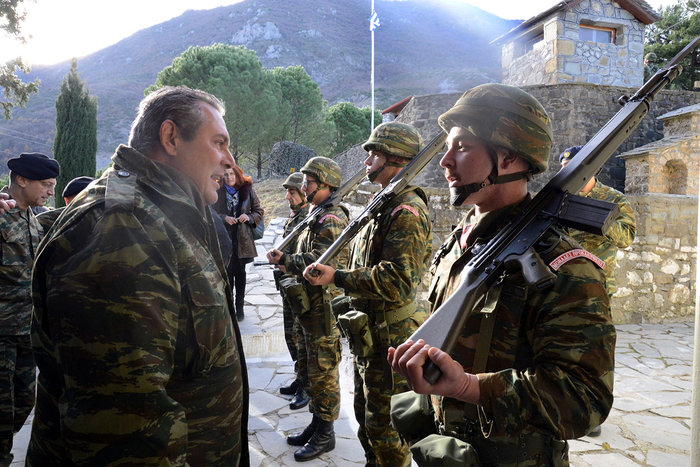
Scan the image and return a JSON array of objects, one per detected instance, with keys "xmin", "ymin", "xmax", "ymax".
[
  {"xmin": 449, "ymin": 147, "xmax": 533, "ymax": 206},
  {"xmin": 367, "ymin": 166, "xmax": 384, "ymax": 183}
]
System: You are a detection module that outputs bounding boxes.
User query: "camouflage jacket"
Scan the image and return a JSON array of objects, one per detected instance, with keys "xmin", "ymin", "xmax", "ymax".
[
  {"xmin": 334, "ymin": 186, "xmax": 433, "ymax": 317},
  {"xmin": 569, "ymin": 182, "xmax": 636, "ymax": 295},
  {"xmin": 282, "ymin": 204, "xmax": 349, "ymax": 311},
  {"xmin": 0, "ymin": 186, "xmax": 43, "ymax": 335},
  {"xmin": 428, "ymin": 196, "xmax": 615, "ymax": 459},
  {"xmin": 282, "ymin": 203, "xmax": 310, "ymax": 252},
  {"xmin": 35, "ymin": 206, "xmax": 64, "ymax": 233},
  {"xmin": 28, "ymin": 146, "xmax": 249, "ymax": 466}
]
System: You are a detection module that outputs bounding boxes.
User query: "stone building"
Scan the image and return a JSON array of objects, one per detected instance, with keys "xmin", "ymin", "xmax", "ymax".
[
  {"xmin": 493, "ymin": 0, "xmax": 659, "ymax": 87},
  {"xmin": 608, "ymin": 104, "xmax": 700, "ymax": 323}
]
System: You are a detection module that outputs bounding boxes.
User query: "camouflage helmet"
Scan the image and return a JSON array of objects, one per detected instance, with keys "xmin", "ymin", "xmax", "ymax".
[
  {"xmin": 300, "ymin": 156, "xmax": 342, "ymax": 189},
  {"xmin": 362, "ymin": 122, "xmax": 423, "ymax": 159},
  {"xmin": 645, "ymin": 52, "xmax": 657, "ymax": 62},
  {"xmin": 438, "ymin": 83, "xmax": 553, "ymax": 174},
  {"xmin": 282, "ymin": 171, "xmax": 304, "ymax": 193}
]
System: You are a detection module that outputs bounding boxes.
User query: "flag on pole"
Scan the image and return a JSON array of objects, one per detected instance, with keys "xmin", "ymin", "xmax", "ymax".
[{"xmin": 370, "ymin": 10, "xmax": 380, "ymax": 31}]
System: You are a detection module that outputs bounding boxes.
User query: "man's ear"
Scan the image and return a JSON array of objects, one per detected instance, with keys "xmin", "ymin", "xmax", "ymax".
[
  {"xmin": 14, "ymin": 175, "xmax": 29, "ymax": 188},
  {"xmin": 159, "ymin": 119, "xmax": 179, "ymax": 157}
]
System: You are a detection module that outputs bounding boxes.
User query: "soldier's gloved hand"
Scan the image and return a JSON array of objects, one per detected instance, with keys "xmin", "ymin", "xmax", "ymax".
[
  {"xmin": 388, "ymin": 339, "xmax": 480, "ymax": 404},
  {"xmin": 0, "ymin": 194, "xmax": 16, "ymax": 214},
  {"xmin": 303, "ymin": 262, "xmax": 335, "ymax": 286}
]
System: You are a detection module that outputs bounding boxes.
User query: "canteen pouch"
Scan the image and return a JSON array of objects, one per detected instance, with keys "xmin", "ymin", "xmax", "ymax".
[
  {"xmin": 337, "ymin": 309, "xmax": 375, "ymax": 357},
  {"xmin": 390, "ymin": 391, "xmax": 436, "ymax": 444},
  {"xmin": 411, "ymin": 434, "xmax": 481, "ymax": 467},
  {"xmin": 279, "ymin": 276, "xmax": 310, "ymax": 314},
  {"xmin": 330, "ymin": 295, "xmax": 351, "ymax": 319}
]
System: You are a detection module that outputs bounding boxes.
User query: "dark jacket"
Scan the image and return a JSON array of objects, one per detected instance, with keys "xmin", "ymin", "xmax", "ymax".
[{"xmin": 213, "ymin": 184, "xmax": 264, "ymax": 261}]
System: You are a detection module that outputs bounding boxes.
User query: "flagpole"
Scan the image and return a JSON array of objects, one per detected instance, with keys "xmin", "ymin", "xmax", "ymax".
[{"xmin": 371, "ymin": 0, "xmax": 375, "ymax": 131}]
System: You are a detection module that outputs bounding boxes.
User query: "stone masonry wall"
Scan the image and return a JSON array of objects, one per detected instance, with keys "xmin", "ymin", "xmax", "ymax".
[
  {"xmin": 613, "ymin": 195, "xmax": 697, "ymax": 323},
  {"xmin": 502, "ymin": 0, "xmax": 645, "ymax": 87}
]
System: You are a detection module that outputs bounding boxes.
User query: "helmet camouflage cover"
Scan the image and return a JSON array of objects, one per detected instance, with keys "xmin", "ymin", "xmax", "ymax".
[
  {"xmin": 300, "ymin": 156, "xmax": 342, "ymax": 189},
  {"xmin": 282, "ymin": 171, "xmax": 304, "ymax": 193},
  {"xmin": 645, "ymin": 52, "xmax": 657, "ymax": 62},
  {"xmin": 438, "ymin": 83, "xmax": 553, "ymax": 174},
  {"xmin": 362, "ymin": 122, "xmax": 423, "ymax": 160}
]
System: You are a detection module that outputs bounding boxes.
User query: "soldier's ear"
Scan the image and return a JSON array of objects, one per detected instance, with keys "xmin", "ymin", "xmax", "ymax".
[
  {"xmin": 14, "ymin": 175, "xmax": 29, "ymax": 189},
  {"xmin": 159, "ymin": 119, "xmax": 180, "ymax": 157}
]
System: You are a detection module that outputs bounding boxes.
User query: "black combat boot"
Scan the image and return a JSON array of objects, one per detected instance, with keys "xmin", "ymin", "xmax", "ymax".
[
  {"xmin": 235, "ymin": 299, "xmax": 244, "ymax": 321},
  {"xmin": 289, "ymin": 385, "xmax": 310, "ymax": 410},
  {"xmin": 287, "ymin": 415, "xmax": 319, "ymax": 446},
  {"xmin": 293, "ymin": 419, "xmax": 335, "ymax": 462},
  {"xmin": 280, "ymin": 379, "xmax": 301, "ymax": 395}
]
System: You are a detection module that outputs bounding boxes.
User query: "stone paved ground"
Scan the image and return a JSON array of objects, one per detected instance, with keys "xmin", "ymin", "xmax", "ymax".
[{"xmin": 10, "ymin": 217, "xmax": 695, "ymax": 466}]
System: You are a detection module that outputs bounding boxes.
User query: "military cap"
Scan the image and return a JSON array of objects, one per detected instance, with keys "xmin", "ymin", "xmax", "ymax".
[
  {"xmin": 7, "ymin": 152, "xmax": 60, "ymax": 180},
  {"xmin": 283, "ymin": 172, "xmax": 304, "ymax": 193},
  {"xmin": 559, "ymin": 145, "xmax": 583, "ymax": 164},
  {"xmin": 301, "ymin": 157, "xmax": 342, "ymax": 189},
  {"xmin": 62, "ymin": 176, "xmax": 95, "ymax": 198},
  {"xmin": 362, "ymin": 122, "xmax": 423, "ymax": 160},
  {"xmin": 439, "ymin": 83, "xmax": 552, "ymax": 174}
]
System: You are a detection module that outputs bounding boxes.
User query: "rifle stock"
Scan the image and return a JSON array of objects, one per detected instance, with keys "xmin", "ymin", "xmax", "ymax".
[
  {"xmin": 413, "ymin": 36, "xmax": 700, "ymax": 384},
  {"xmin": 311, "ymin": 132, "xmax": 447, "ymax": 270}
]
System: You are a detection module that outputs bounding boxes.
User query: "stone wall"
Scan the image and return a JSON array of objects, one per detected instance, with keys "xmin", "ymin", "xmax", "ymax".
[
  {"xmin": 502, "ymin": 0, "xmax": 646, "ymax": 87},
  {"xmin": 613, "ymin": 194, "xmax": 697, "ymax": 323}
]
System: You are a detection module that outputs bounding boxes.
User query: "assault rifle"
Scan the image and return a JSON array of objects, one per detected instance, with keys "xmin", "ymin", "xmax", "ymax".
[
  {"xmin": 269, "ymin": 167, "xmax": 367, "ymax": 258},
  {"xmin": 412, "ymin": 36, "xmax": 700, "ymax": 384},
  {"xmin": 307, "ymin": 132, "xmax": 447, "ymax": 272}
]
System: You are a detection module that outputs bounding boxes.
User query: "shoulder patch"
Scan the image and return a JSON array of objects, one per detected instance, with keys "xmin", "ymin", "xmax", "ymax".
[
  {"xmin": 391, "ymin": 204, "xmax": 419, "ymax": 217},
  {"xmin": 319, "ymin": 214, "xmax": 342, "ymax": 224},
  {"xmin": 549, "ymin": 248, "xmax": 605, "ymax": 271}
]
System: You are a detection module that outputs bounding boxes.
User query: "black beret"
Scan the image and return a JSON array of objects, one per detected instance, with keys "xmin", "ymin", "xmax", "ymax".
[
  {"xmin": 558, "ymin": 145, "xmax": 583, "ymax": 164},
  {"xmin": 7, "ymin": 153, "xmax": 60, "ymax": 180},
  {"xmin": 62, "ymin": 176, "xmax": 95, "ymax": 198}
]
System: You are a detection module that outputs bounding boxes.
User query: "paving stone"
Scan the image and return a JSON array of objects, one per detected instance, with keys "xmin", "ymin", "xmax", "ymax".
[
  {"xmin": 248, "ymin": 366, "xmax": 275, "ymax": 390},
  {"xmin": 646, "ymin": 449, "xmax": 691, "ymax": 467},
  {"xmin": 245, "ymin": 294, "xmax": 277, "ymax": 305},
  {"xmin": 256, "ymin": 430, "xmax": 289, "ymax": 459},
  {"xmin": 579, "ymin": 452, "xmax": 641, "ymax": 466},
  {"xmin": 650, "ymin": 404, "xmax": 691, "ymax": 419},
  {"xmin": 249, "ymin": 390, "xmax": 291, "ymax": 417}
]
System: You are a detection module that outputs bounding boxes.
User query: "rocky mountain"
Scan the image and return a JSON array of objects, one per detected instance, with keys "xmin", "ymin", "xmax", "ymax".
[{"xmin": 0, "ymin": 0, "xmax": 519, "ymax": 171}]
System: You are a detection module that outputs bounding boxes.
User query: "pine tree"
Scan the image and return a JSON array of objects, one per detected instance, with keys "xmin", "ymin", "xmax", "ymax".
[{"xmin": 53, "ymin": 59, "xmax": 97, "ymax": 207}]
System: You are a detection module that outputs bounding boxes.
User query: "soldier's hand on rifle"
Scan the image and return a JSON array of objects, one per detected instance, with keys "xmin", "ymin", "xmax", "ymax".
[
  {"xmin": 388, "ymin": 339, "xmax": 481, "ymax": 404},
  {"xmin": 0, "ymin": 194, "xmax": 16, "ymax": 214},
  {"xmin": 266, "ymin": 249, "xmax": 286, "ymax": 273},
  {"xmin": 303, "ymin": 263, "xmax": 335, "ymax": 286}
]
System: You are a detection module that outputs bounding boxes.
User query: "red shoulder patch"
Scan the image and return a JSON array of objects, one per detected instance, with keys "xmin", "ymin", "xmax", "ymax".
[
  {"xmin": 391, "ymin": 204, "xmax": 419, "ymax": 217},
  {"xmin": 319, "ymin": 214, "xmax": 342, "ymax": 224},
  {"xmin": 549, "ymin": 249, "xmax": 606, "ymax": 271}
]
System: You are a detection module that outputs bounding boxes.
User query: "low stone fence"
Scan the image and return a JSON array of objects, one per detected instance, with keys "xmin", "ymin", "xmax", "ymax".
[{"xmin": 612, "ymin": 194, "xmax": 697, "ymax": 323}]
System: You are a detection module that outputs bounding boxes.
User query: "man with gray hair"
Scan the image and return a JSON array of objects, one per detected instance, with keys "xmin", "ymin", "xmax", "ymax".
[{"xmin": 28, "ymin": 86, "xmax": 249, "ymax": 466}]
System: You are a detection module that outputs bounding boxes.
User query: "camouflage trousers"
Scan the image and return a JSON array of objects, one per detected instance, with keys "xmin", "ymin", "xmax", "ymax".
[
  {"xmin": 0, "ymin": 335, "xmax": 36, "ymax": 464},
  {"xmin": 353, "ymin": 314, "xmax": 426, "ymax": 467},
  {"xmin": 296, "ymin": 308, "xmax": 341, "ymax": 422},
  {"xmin": 281, "ymin": 293, "xmax": 300, "ymax": 367}
]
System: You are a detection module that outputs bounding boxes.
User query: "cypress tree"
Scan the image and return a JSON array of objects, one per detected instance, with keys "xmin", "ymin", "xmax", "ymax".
[{"xmin": 53, "ymin": 59, "xmax": 97, "ymax": 207}]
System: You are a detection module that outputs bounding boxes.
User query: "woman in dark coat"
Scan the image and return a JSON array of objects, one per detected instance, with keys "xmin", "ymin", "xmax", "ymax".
[{"xmin": 213, "ymin": 164, "xmax": 264, "ymax": 321}]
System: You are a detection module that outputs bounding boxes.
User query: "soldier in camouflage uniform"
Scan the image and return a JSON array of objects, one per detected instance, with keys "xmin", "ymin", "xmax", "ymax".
[
  {"xmin": 267, "ymin": 156, "xmax": 348, "ymax": 462},
  {"xmin": 277, "ymin": 171, "xmax": 310, "ymax": 410},
  {"xmin": 304, "ymin": 122, "xmax": 433, "ymax": 467},
  {"xmin": 0, "ymin": 152, "xmax": 59, "ymax": 466},
  {"xmin": 35, "ymin": 175, "xmax": 94, "ymax": 232},
  {"xmin": 28, "ymin": 87, "xmax": 249, "ymax": 466},
  {"xmin": 559, "ymin": 146, "xmax": 636, "ymax": 296},
  {"xmin": 388, "ymin": 84, "xmax": 615, "ymax": 466}
]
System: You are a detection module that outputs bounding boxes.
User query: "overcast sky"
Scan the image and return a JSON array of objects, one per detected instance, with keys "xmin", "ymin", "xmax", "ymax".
[{"xmin": 0, "ymin": 0, "xmax": 680, "ymax": 65}]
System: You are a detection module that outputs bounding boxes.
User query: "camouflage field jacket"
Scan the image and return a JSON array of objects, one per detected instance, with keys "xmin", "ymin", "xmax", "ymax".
[
  {"xmin": 0, "ymin": 186, "xmax": 43, "ymax": 335},
  {"xmin": 28, "ymin": 146, "xmax": 249, "ymax": 466},
  {"xmin": 428, "ymin": 196, "xmax": 615, "ymax": 453}
]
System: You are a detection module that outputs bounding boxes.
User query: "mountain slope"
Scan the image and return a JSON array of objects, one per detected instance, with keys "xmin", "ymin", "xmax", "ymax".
[{"xmin": 0, "ymin": 0, "xmax": 518, "ymax": 170}]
